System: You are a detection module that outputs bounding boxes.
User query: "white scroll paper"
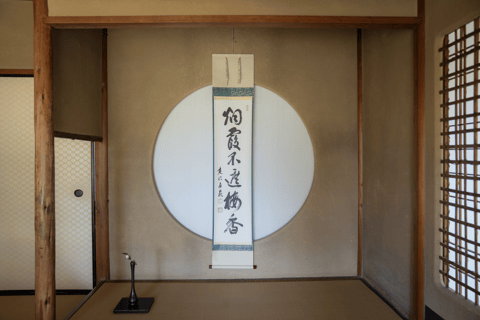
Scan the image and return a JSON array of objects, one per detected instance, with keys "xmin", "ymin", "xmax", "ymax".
[{"xmin": 212, "ymin": 54, "xmax": 254, "ymax": 269}]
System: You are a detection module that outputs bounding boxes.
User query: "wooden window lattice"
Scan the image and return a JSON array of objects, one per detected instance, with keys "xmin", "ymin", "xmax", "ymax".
[{"xmin": 440, "ymin": 16, "xmax": 480, "ymax": 305}]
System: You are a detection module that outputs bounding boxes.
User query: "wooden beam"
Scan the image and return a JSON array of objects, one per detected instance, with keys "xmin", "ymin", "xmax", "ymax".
[
  {"xmin": 357, "ymin": 28, "xmax": 363, "ymax": 278},
  {"xmin": 0, "ymin": 69, "xmax": 34, "ymax": 76},
  {"xmin": 45, "ymin": 15, "xmax": 421, "ymax": 29},
  {"xmin": 107, "ymin": 276, "xmax": 359, "ymax": 283},
  {"xmin": 414, "ymin": 0, "xmax": 425, "ymax": 319},
  {"xmin": 54, "ymin": 131, "xmax": 102, "ymax": 142},
  {"xmin": 94, "ymin": 29, "xmax": 110, "ymax": 284},
  {"xmin": 34, "ymin": 0, "xmax": 55, "ymax": 319}
]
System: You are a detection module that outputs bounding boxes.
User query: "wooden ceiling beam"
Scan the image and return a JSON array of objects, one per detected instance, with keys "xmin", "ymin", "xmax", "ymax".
[{"xmin": 45, "ymin": 15, "xmax": 421, "ymax": 29}]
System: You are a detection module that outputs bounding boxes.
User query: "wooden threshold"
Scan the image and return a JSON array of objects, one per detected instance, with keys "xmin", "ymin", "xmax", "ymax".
[
  {"xmin": 0, "ymin": 290, "xmax": 90, "ymax": 296},
  {"xmin": 106, "ymin": 276, "xmax": 360, "ymax": 284},
  {"xmin": 64, "ymin": 281, "xmax": 104, "ymax": 320},
  {"xmin": 45, "ymin": 15, "xmax": 421, "ymax": 29},
  {"xmin": 361, "ymin": 278, "xmax": 408, "ymax": 320}
]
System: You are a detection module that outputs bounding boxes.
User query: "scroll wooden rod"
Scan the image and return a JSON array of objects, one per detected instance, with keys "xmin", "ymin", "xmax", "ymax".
[
  {"xmin": 45, "ymin": 15, "xmax": 421, "ymax": 29},
  {"xmin": 209, "ymin": 265, "xmax": 257, "ymax": 269}
]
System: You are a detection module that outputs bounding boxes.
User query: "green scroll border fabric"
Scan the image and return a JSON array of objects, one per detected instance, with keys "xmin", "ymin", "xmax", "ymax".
[{"xmin": 212, "ymin": 86, "xmax": 254, "ymax": 252}]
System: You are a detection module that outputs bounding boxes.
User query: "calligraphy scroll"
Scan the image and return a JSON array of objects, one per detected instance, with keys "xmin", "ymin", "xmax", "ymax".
[{"xmin": 212, "ymin": 54, "xmax": 254, "ymax": 269}]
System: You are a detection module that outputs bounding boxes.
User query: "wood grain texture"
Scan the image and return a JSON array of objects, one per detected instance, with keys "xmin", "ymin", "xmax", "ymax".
[
  {"xmin": 34, "ymin": 0, "xmax": 55, "ymax": 319},
  {"xmin": 45, "ymin": 15, "xmax": 421, "ymax": 29},
  {"xmin": 414, "ymin": 0, "xmax": 425, "ymax": 319},
  {"xmin": 94, "ymin": 29, "xmax": 110, "ymax": 284},
  {"xmin": 108, "ymin": 277, "xmax": 358, "ymax": 283},
  {"xmin": 357, "ymin": 28, "xmax": 363, "ymax": 278},
  {"xmin": 54, "ymin": 131, "xmax": 102, "ymax": 142},
  {"xmin": 0, "ymin": 69, "xmax": 34, "ymax": 75}
]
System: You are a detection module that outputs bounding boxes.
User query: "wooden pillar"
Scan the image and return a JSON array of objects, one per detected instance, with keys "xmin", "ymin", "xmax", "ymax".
[
  {"xmin": 94, "ymin": 29, "xmax": 110, "ymax": 284},
  {"xmin": 357, "ymin": 28, "xmax": 363, "ymax": 278},
  {"xmin": 33, "ymin": 0, "xmax": 55, "ymax": 319},
  {"xmin": 415, "ymin": 0, "xmax": 426, "ymax": 319}
]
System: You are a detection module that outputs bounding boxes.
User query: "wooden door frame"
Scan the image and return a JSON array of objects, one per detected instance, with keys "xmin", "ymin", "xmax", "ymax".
[{"xmin": 34, "ymin": 2, "xmax": 425, "ymax": 319}]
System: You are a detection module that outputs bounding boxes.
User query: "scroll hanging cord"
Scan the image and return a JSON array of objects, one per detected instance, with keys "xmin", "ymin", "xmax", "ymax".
[
  {"xmin": 227, "ymin": 28, "xmax": 242, "ymax": 85},
  {"xmin": 232, "ymin": 27, "xmax": 235, "ymax": 53},
  {"xmin": 226, "ymin": 57, "xmax": 229, "ymax": 86},
  {"xmin": 238, "ymin": 57, "xmax": 241, "ymax": 84}
]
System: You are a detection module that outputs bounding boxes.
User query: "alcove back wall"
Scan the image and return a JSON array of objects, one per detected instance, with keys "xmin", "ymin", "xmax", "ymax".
[{"xmin": 108, "ymin": 28, "xmax": 358, "ymax": 279}]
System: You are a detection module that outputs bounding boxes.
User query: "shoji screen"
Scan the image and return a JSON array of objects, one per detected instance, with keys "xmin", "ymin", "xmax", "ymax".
[
  {"xmin": 54, "ymin": 138, "xmax": 93, "ymax": 290},
  {"xmin": 0, "ymin": 77, "xmax": 35, "ymax": 290},
  {"xmin": 0, "ymin": 77, "xmax": 93, "ymax": 290}
]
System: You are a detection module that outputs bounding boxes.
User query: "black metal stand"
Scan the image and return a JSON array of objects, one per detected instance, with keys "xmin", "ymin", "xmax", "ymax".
[{"xmin": 114, "ymin": 260, "xmax": 154, "ymax": 314}]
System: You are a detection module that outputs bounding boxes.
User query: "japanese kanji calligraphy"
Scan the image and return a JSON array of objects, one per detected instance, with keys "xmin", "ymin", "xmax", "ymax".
[{"xmin": 212, "ymin": 54, "xmax": 254, "ymax": 269}]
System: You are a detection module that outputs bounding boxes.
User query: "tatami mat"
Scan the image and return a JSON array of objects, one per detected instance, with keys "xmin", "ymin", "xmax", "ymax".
[
  {"xmin": 0, "ymin": 294, "xmax": 86, "ymax": 320},
  {"xmin": 70, "ymin": 279, "xmax": 402, "ymax": 320}
]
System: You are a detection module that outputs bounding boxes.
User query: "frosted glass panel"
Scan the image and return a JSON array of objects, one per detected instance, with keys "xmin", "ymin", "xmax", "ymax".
[
  {"xmin": 0, "ymin": 77, "xmax": 35, "ymax": 290},
  {"xmin": 55, "ymin": 137, "xmax": 92, "ymax": 290},
  {"xmin": 0, "ymin": 77, "xmax": 92, "ymax": 290}
]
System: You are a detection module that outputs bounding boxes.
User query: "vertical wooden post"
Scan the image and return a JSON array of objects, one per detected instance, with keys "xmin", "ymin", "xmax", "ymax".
[
  {"xmin": 415, "ymin": 0, "xmax": 426, "ymax": 319},
  {"xmin": 95, "ymin": 29, "xmax": 110, "ymax": 284},
  {"xmin": 357, "ymin": 28, "xmax": 363, "ymax": 278},
  {"xmin": 34, "ymin": 0, "xmax": 55, "ymax": 319}
]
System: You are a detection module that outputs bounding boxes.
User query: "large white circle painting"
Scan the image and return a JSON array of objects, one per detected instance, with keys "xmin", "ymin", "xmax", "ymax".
[{"xmin": 153, "ymin": 85, "xmax": 314, "ymax": 240}]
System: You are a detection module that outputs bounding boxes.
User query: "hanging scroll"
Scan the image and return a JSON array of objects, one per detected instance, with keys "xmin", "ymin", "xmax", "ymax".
[{"xmin": 212, "ymin": 54, "xmax": 254, "ymax": 269}]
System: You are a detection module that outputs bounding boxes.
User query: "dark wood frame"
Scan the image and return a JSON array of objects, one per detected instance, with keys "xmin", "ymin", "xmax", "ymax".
[
  {"xmin": 415, "ymin": 1, "xmax": 426, "ymax": 319},
  {"xmin": 0, "ymin": 290, "xmax": 90, "ymax": 296},
  {"xmin": 0, "ymin": 69, "xmax": 34, "ymax": 76},
  {"xmin": 357, "ymin": 28, "xmax": 363, "ymax": 278},
  {"xmin": 34, "ymin": 4, "xmax": 425, "ymax": 320},
  {"xmin": 438, "ymin": 16, "xmax": 480, "ymax": 307},
  {"xmin": 54, "ymin": 131, "xmax": 102, "ymax": 141},
  {"xmin": 94, "ymin": 29, "xmax": 110, "ymax": 285},
  {"xmin": 45, "ymin": 15, "xmax": 421, "ymax": 29}
]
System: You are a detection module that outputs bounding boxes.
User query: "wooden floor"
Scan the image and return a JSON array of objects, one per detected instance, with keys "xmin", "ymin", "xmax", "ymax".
[
  {"xmin": 68, "ymin": 279, "xmax": 402, "ymax": 320},
  {"xmin": 0, "ymin": 294, "xmax": 85, "ymax": 320}
]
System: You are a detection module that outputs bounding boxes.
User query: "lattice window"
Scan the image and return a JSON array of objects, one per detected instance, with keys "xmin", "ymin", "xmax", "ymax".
[{"xmin": 440, "ymin": 17, "xmax": 480, "ymax": 305}]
